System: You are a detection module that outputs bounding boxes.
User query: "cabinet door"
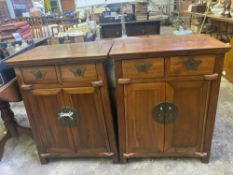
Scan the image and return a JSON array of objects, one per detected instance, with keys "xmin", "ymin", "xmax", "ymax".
[
  {"xmin": 25, "ymin": 89, "xmax": 75, "ymax": 154},
  {"xmin": 124, "ymin": 82, "xmax": 165, "ymax": 156},
  {"xmin": 63, "ymin": 87, "xmax": 111, "ymax": 156},
  {"xmin": 165, "ymin": 80, "xmax": 209, "ymax": 154}
]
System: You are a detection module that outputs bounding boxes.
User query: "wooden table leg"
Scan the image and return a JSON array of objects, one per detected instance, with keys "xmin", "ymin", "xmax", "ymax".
[{"xmin": 0, "ymin": 101, "xmax": 32, "ymax": 160}]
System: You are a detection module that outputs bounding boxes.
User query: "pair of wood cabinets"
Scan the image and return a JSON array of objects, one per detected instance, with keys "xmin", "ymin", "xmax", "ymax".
[{"xmin": 6, "ymin": 35, "xmax": 230, "ymax": 164}]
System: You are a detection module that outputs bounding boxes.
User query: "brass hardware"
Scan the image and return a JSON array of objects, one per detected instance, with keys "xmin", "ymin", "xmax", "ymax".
[
  {"xmin": 123, "ymin": 153, "xmax": 135, "ymax": 158},
  {"xmin": 118, "ymin": 78, "xmax": 131, "ymax": 85},
  {"xmin": 102, "ymin": 152, "xmax": 114, "ymax": 157},
  {"xmin": 152, "ymin": 103, "xmax": 166, "ymax": 123},
  {"xmin": 21, "ymin": 84, "xmax": 32, "ymax": 90},
  {"xmin": 91, "ymin": 80, "xmax": 103, "ymax": 87},
  {"xmin": 195, "ymin": 152, "xmax": 208, "ymax": 157},
  {"xmin": 31, "ymin": 70, "xmax": 47, "ymax": 80},
  {"xmin": 57, "ymin": 107, "xmax": 79, "ymax": 127},
  {"xmin": 204, "ymin": 73, "xmax": 218, "ymax": 80},
  {"xmin": 152, "ymin": 102, "xmax": 178, "ymax": 123},
  {"xmin": 183, "ymin": 58, "xmax": 202, "ymax": 70},
  {"xmin": 135, "ymin": 63, "xmax": 152, "ymax": 72},
  {"xmin": 69, "ymin": 67, "xmax": 86, "ymax": 77},
  {"xmin": 165, "ymin": 103, "xmax": 178, "ymax": 123}
]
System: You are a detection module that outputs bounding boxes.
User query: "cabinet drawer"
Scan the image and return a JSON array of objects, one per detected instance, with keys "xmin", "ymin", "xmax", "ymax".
[
  {"xmin": 122, "ymin": 58, "xmax": 164, "ymax": 79},
  {"xmin": 21, "ymin": 66, "xmax": 58, "ymax": 84},
  {"xmin": 168, "ymin": 55, "xmax": 215, "ymax": 76},
  {"xmin": 60, "ymin": 64, "xmax": 98, "ymax": 82}
]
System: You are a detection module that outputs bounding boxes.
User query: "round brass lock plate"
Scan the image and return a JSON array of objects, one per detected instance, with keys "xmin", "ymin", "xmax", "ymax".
[
  {"xmin": 165, "ymin": 103, "xmax": 178, "ymax": 123},
  {"xmin": 152, "ymin": 102, "xmax": 178, "ymax": 123},
  {"xmin": 152, "ymin": 103, "xmax": 166, "ymax": 123},
  {"xmin": 56, "ymin": 107, "xmax": 79, "ymax": 127}
]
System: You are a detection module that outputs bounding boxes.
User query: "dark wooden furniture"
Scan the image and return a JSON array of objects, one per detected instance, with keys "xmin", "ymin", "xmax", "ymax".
[
  {"xmin": 100, "ymin": 20, "xmax": 160, "ymax": 38},
  {"xmin": 109, "ymin": 34, "xmax": 231, "ymax": 163},
  {"xmin": 5, "ymin": 41, "xmax": 118, "ymax": 164}
]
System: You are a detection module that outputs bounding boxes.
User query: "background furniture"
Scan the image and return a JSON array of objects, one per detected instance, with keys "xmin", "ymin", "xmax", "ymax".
[
  {"xmin": 224, "ymin": 38, "xmax": 233, "ymax": 83},
  {"xmin": 0, "ymin": 37, "xmax": 49, "ymax": 160},
  {"xmin": 5, "ymin": 41, "xmax": 118, "ymax": 164},
  {"xmin": 100, "ymin": 20, "xmax": 160, "ymax": 38},
  {"xmin": 109, "ymin": 34, "xmax": 230, "ymax": 163}
]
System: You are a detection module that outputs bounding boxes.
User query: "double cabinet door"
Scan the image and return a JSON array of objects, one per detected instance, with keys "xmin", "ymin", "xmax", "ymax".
[
  {"xmin": 24, "ymin": 86, "xmax": 111, "ymax": 156},
  {"xmin": 124, "ymin": 80, "xmax": 209, "ymax": 157},
  {"xmin": 119, "ymin": 55, "xmax": 216, "ymax": 158}
]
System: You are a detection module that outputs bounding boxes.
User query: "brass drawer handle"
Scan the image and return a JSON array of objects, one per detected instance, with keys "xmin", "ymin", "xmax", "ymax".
[
  {"xmin": 135, "ymin": 63, "xmax": 152, "ymax": 72},
  {"xmin": 21, "ymin": 84, "xmax": 33, "ymax": 90},
  {"xmin": 204, "ymin": 73, "xmax": 218, "ymax": 80},
  {"xmin": 30, "ymin": 70, "xmax": 47, "ymax": 80},
  {"xmin": 91, "ymin": 80, "xmax": 103, "ymax": 87},
  {"xmin": 118, "ymin": 78, "xmax": 131, "ymax": 85},
  {"xmin": 183, "ymin": 58, "xmax": 202, "ymax": 70},
  {"xmin": 69, "ymin": 67, "xmax": 86, "ymax": 77}
]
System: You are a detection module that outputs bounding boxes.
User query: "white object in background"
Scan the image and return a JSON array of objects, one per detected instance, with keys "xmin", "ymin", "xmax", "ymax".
[
  {"xmin": 6, "ymin": 43, "xmax": 15, "ymax": 55},
  {"xmin": 14, "ymin": 44, "xmax": 21, "ymax": 52},
  {"xmin": 173, "ymin": 27, "xmax": 192, "ymax": 35},
  {"xmin": 21, "ymin": 41, "xmax": 28, "ymax": 48}
]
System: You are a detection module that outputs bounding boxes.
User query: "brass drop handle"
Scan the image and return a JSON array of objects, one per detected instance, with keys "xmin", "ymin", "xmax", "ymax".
[
  {"xmin": 183, "ymin": 58, "xmax": 202, "ymax": 70},
  {"xmin": 21, "ymin": 84, "xmax": 33, "ymax": 90},
  {"xmin": 91, "ymin": 80, "xmax": 103, "ymax": 87},
  {"xmin": 69, "ymin": 67, "xmax": 86, "ymax": 77},
  {"xmin": 118, "ymin": 78, "xmax": 131, "ymax": 85},
  {"xmin": 30, "ymin": 70, "xmax": 47, "ymax": 80},
  {"xmin": 135, "ymin": 63, "xmax": 152, "ymax": 72},
  {"xmin": 204, "ymin": 73, "xmax": 218, "ymax": 80}
]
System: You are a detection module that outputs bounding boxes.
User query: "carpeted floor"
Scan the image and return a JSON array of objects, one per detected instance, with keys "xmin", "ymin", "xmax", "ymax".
[{"xmin": 0, "ymin": 77, "xmax": 233, "ymax": 175}]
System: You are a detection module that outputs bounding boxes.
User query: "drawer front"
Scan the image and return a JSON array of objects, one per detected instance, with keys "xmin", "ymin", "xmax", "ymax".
[
  {"xmin": 122, "ymin": 58, "xmax": 164, "ymax": 79},
  {"xmin": 21, "ymin": 66, "xmax": 58, "ymax": 84},
  {"xmin": 168, "ymin": 55, "xmax": 215, "ymax": 76},
  {"xmin": 60, "ymin": 64, "xmax": 98, "ymax": 82}
]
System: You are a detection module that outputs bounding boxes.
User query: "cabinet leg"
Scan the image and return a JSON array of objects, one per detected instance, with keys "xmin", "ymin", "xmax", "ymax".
[
  {"xmin": 112, "ymin": 153, "xmax": 119, "ymax": 163},
  {"xmin": 0, "ymin": 101, "xmax": 33, "ymax": 160},
  {"xmin": 39, "ymin": 155, "xmax": 49, "ymax": 164},
  {"xmin": 201, "ymin": 154, "xmax": 210, "ymax": 163},
  {"xmin": 119, "ymin": 155, "xmax": 128, "ymax": 164}
]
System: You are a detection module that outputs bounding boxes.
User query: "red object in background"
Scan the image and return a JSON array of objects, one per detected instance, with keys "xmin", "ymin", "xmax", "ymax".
[{"xmin": 0, "ymin": 1, "xmax": 10, "ymax": 20}]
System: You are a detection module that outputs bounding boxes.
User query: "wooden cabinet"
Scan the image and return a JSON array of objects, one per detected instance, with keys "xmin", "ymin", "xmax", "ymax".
[
  {"xmin": 6, "ymin": 41, "xmax": 118, "ymax": 164},
  {"xmin": 109, "ymin": 35, "xmax": 230, "ymax": 163}
]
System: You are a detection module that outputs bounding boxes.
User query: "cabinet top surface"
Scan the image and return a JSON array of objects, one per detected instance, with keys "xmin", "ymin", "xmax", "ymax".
[
  {"xmin": 5, "ymin": 40, "xmax": 113, "ymax": 66},
  {"xmin": 110, "ymin": 34, "xmax": 231, "ymax": 57}
]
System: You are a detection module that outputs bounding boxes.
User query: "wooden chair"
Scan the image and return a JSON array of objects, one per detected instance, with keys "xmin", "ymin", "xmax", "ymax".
[{"xmin": 31, "ymin": 25, "xmax": 49, "ymax": 38}]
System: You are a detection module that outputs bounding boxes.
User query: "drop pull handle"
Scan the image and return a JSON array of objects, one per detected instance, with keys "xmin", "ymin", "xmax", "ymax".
[
  {"xmin": 91, "ymin": 80, "xmax": 103, "ymax": 87},
  {"xmin": 204, "ymin": 73, "xmax": 218, "ymax": 80},
  {"xmin": 118, "ymin": 78, "xmax": 131, "ymax": 85},
  {"xmin": 21, "ymin": 84, "xmax": 33, "ymax": 90}
]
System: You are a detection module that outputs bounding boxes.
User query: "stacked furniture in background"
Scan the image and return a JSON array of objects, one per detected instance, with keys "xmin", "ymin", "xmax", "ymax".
[
  {"xmin": 0, "ymin": 21, "xmax": 33, "ymax": 42},
  {"xmin": 135, "ymin": 0, "xmax": 148, "ymax": 21}
]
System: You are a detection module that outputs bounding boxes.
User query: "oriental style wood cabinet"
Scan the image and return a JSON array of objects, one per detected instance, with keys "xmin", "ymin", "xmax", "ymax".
[
  {"xmin": 6, "ymin": 41, "xmax": 118, "ymax": 164},
  {"xmin": 109, "ymin": 35, "xmax": 231, "ymax": 163}
]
